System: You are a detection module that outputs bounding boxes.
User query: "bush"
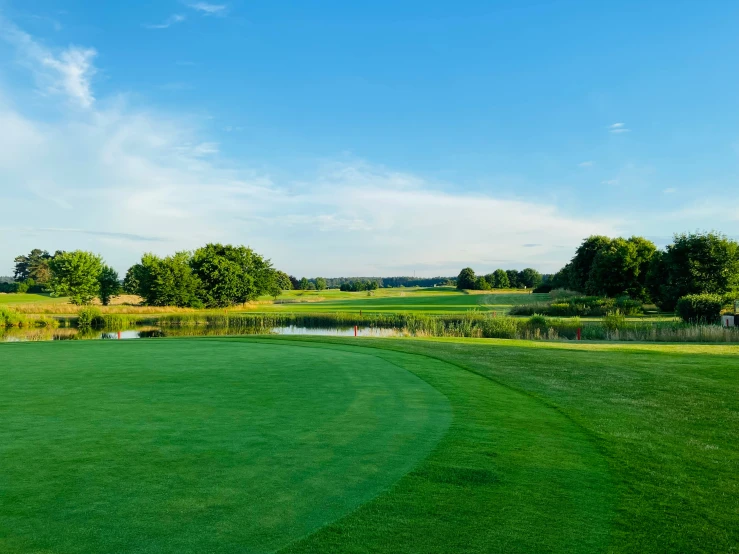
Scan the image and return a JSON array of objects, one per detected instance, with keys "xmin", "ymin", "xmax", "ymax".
[
  {"xmin": 675, "ymin": 294, "xmax": 723, "ymax": 324},
  {"xmin": 532, "ymin": 284, "xmax": 552, "ymax": 294},
  {"xmin": 77, "ymin": 306, "xmax": 104, "ymax": 329},
  {"xmin": 0, "ymin": 306, "xmax": 27, "ymax": 327},
  {"xmin": 602, "ymin": 311, "xmax": 627, "ymax": 332},
  {"xmin": 510, "ymin": 296, "xmax": 643, "ymax": 317},
  {"xmin": 549, "ymin": 289, "xmax": 580, "ymax": 300}
]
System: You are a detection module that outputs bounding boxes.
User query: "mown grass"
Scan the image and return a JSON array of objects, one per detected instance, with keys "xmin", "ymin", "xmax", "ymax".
[
  {"xmin": 266, "ymin": 336, "xmax": 739, "ymax": 553},
  {"xmin": 8, "ymin": 288, "xmax": 548, "ymax": 316},
  {"xmin": 0, "ymin": 339, "xmax": 611, "ymax": 553},
  {"xmin": 0, "ymin": 293, "xmax": 67, "ymax": 305},
  {"xmin": 3, "ymin": 337, "xmax": 733, "ymax": 552}
]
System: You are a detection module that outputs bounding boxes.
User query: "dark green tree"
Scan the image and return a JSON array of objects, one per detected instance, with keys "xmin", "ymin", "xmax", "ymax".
[
  {"xmin": 98, "ymin": 265, "xmax": 121, "ymax": 306},
  {"xmin": 127, "ymin": 253, "xmax": 202, "ymax": 307},
  {"xmin": 14, "ymin": 249, "xmax": 52, "ymax": 284},
  {"xmin": 274, "ymin": 271, "xmax": 293, "ymax": 291},
  {"xmin": 456, "ymin": 268, "xmax": 477, "ymax": 290},
  {"xmin": 48, "ymin": 250, "xmax": 103, "ymax": 305},
  {"xmin": 587, "ymin": 237, "xmax": 656, "ymax": 300},
  {"xmin": 506, "ymin": 270, "xmax": 520, "ymax": 288},
  {"xmin": 569, "ymin": 236, "xmax": 613, "ymax": 292},
  {"xmin": 299, "ymin": 277, "xmax": 309, "ymax": 290},
  {"xmin": 647, "ymin": 232, "xmax": 739, "ymax": 311},
  {"xmin": 190, "ymin": 244, "xmax": 274, "ymax": 307},
  {"xmin": 475, "ymin": 276, "xmax": 490, "ymax": 290},
  {"xmin": 492, "ymin": 269, "xmax": 510, "ymax": 289},
  {"xmin": 315, "ymin": 277, "xmax": 327, "ymax": 291},
  {"xmin": 518, "ymin": 268, "xmax": 543, "ymax": 289}
]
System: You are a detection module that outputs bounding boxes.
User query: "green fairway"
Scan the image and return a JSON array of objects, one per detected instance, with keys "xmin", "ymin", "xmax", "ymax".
[
  {"xmin": 0, "ymin": 338, "xmax": 612, "ymax": 553},
  {"xmin": 0, "ymin": 293, "xmax": 67, "ymax": 305},
  {"xmin": 1, "ymin": 336, "xmax": 736, "ymax": 553},
  {"xmin": 261, "ymin": 288, "xmax": 548, "ymax": 314}
]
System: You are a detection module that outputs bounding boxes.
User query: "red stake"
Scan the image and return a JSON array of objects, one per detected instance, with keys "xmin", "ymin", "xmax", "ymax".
[
  {"xmin": 118, "ymin": 331, "xmax": 121, "ymax": 340},
  {"xmin": 577, "ymin": 328, "xmax": 581, "ymax": 341},
  {"xmin": 354, "ymin": 325, "xmax": 358, "ymax": 337}
]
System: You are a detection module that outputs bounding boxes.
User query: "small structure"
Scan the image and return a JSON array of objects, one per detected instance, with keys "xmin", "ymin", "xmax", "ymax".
[{"xmin": 721, "ymin": 315, "xmax": 735, "ymax": 328}]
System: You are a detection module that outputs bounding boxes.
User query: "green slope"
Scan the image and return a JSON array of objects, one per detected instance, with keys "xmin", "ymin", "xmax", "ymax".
[{"xmin": 0, "ymin": 340, "xmax": 450, "ymax": 553}]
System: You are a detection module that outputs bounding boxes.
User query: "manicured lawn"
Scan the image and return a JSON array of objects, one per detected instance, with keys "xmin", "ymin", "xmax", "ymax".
[
  {"xmin": 1, "ymin": 336, "xmax": 736, "ymax": 552},
  {"xmin": 0, "ymin": 293, "xmax": 67, "ymax": 305},
  {"xmin": 259, "ymin": 287, "xmax": 548, "ymax": 314},
  {"xmin": 0, "ymin": 340, "xmax": 450, "ymax": 553}
]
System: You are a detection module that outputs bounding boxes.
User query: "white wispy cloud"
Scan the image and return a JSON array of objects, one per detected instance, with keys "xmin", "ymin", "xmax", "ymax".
[
  {"xmin": 0, "ymin": 17, "xmax": 97, "ymax": 108},
  {"xmin": 143, "ymin": 14, "xmax": 186, "ymax": 29},
  {"xmin": 0, "ymin": 40, "xmax": 619, "ymax": 277},
  {"xmin": 189, "ymin": 3, "xmax": 227, "ymax": 15},
  {"xmin": 578, "ymin": 161, "xmax": 595, "ymax": 168},
  {"xmin": 609, "ymin": 122, "xmax": 631, "ymax": 134},
  {"xmin": 663, "ymin": 188, "xmax": 677, "ymax": 194}
]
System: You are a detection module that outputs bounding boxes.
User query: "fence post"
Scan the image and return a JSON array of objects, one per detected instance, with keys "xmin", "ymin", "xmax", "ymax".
[
  {"xmin": 354, "ymin": 325, "xmax": 358, "ymax": 337},
  {"xmin": 577, "ymin": 328, "xmax": 581, "ymax": 341}
]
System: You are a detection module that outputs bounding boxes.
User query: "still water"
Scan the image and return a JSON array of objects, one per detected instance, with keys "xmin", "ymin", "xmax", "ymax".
[{"xmin": 1, "ymin": 325, "xmax": 402, "ymax": 342}]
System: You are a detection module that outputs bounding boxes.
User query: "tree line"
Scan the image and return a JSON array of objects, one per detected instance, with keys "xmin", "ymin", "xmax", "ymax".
[
  {"xmin": 5, "ymin": 244, "xmax": 289, "ymax": 307},
  {"xmin": 456, "ymin": 267, "xmax": 544, "ymax": 291},
  {"xmin": 548, "ymin": 231, "xmax": 739, "ymax": 311}
]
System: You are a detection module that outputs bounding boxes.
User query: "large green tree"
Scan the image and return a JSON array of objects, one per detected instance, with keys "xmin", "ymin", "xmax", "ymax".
[
  {"xmin": 647, "ymin": 232, "xmax": 739, "ymax": 311},
  {"xmin": 48, "ymin": 250, "xmax": 103, "ymax": 305},
  {"xmin": 456, "ymin": 268, "xmax": 477, "ymax": 290},
  {"xmin": 126, "ymin": 252, "xmax": 202, "ymax": 307},
  {"xmin": 190, "ymin": 243, "xmax": 275, "ymax": 307},
  {"xmin": 518, "ymin": 268, "xmax": 543, "ymax": 289},
  {"xmin": 315, "ymin": 277, "xmax": 327, "ymax": 291},
  {"xmin": 506, "ymin": 270, "xmax": 520, "ymax": 288},
  {"xmin": 98, "ymin": 265, "xmax": 121, "ymax": 306},
  {"xmin": 274, "ymin": 271, "xmax": 293, "ymax": 291},
  {"xmin": 492, "ymin": 269, "xmax": 510, "ymax": 289},
  {"xmin": 13, "ymin": 249, "xmax": 53, "ymax": 284},
  {"xmin": 568, "ymin": 236, "xmax": 613, "ymax": 292},
  {"xmin": 587, "ymin": 237, "xmax": 656, "ymax": 300}
]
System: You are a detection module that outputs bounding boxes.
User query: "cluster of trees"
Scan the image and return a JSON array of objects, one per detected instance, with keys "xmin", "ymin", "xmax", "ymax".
[
  {"xmin": 287, "ymin": 276, "xmax": 453, "ymax": 290},
  {"xmin": 6, "ymin": 243, "xmax": 288, "ymax": 307},
  {"xmin": 290, "ymin": 276, "xmax": 327, "ymax": 291},
  {"xmin": 339, "ymin": 280, "xmax": 380, "ymax": 292},
  {"xmin": 123, "ymin": 244, "xmax": 283, "ymax": 307},
  {"xmin": 327, "ymin": 276, "xmax": 451, "ymax": 288},
  {"xmin": 456, "ymin": 267, "xmax": 543, "ymax": 291},
  {"xmin": 4, "ymin": 249, "xmax": 121, "ymax": 304},
  {"xmin": 551, "ymin": 231, "xmax": 739, "ymax": 311}
]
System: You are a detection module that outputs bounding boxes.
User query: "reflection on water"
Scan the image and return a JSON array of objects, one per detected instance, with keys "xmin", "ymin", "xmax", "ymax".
[{"xmin": 1, "ymin": 325, "xmax": 401, "ymax": 342}]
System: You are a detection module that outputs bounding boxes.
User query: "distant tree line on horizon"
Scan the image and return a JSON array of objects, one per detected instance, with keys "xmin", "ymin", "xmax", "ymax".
[
  {"xmin": 545, "ymin": 231, "xmax": 739, "ymax": 312},
  {"xmin": 455, "ymin": 267, "xmax": 545, "ymax": 291},
  {"xmin": 453, "ymin": 231, "xmax": 739, "ymax": 321},
  {"xmin": 5, "ymin": 230, "xmax": 738, "ymax": 320},
  {"xmin": 2, "ymin": 244, "xmax": 288, "ymax": 307}
]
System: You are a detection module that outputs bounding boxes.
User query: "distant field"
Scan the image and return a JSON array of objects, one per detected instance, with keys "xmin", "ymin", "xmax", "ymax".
[
  {"xmin": 259, "ymin": 287, "xmax": 547, "ymax": 314},
  {"xmin": 7, "ymin": 287, "xmax": 546, "ymax": 316},
  {"xmin": 0, "ymin": 293, "xmax": 67, "ymax": 305}
]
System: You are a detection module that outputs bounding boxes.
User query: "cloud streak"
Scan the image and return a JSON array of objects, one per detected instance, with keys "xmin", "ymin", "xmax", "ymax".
[
  {"xmin": 189, "ymin": 3, "xmax": 227, "ymax": 15},
  {"xmin": 143, "ymin": 14, "xmax": 186, "ymax": 29},
  {"xmin": 0, "ymin": 17, "xmax": 97, "ymax": 107},
  {"xmin": 609, "ymin": 122, "xmax": 631, "ymax": 134}
]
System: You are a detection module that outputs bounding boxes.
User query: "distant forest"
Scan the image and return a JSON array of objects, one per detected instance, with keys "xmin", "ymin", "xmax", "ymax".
[{"xmin": 320, "ymin": 276, "xmax": 454, "ymax": 288}]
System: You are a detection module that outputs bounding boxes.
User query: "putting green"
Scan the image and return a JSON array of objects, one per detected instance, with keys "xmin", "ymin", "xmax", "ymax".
[{"xmin": 0, "ymin": 338, "xmax": 613, "ymax": 553}]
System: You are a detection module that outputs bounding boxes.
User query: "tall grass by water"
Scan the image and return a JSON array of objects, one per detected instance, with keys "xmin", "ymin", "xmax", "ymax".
[{"xmin": 152, "ymin": 311, "xmax": 739, "ymax": 343}]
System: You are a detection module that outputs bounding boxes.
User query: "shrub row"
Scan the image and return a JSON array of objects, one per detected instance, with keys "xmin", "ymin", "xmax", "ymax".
[
  {"xmin": 0, "ymin": 306, "xmax": 58, "ymax": 328},
  {"xmin": 509, "ymin": 295, "xmax": 643, "ymax": 317}
]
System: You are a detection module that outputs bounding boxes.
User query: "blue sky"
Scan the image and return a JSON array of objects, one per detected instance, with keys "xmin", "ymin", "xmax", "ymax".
[{"xmin": 1, "ymin": 0, "xmax": 738, "ymax": 277}]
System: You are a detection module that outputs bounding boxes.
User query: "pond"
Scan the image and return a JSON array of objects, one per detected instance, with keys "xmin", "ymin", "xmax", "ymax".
[{"xmin": 0, "ymin": 325, "xmax": 403, "ymax": 342}]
